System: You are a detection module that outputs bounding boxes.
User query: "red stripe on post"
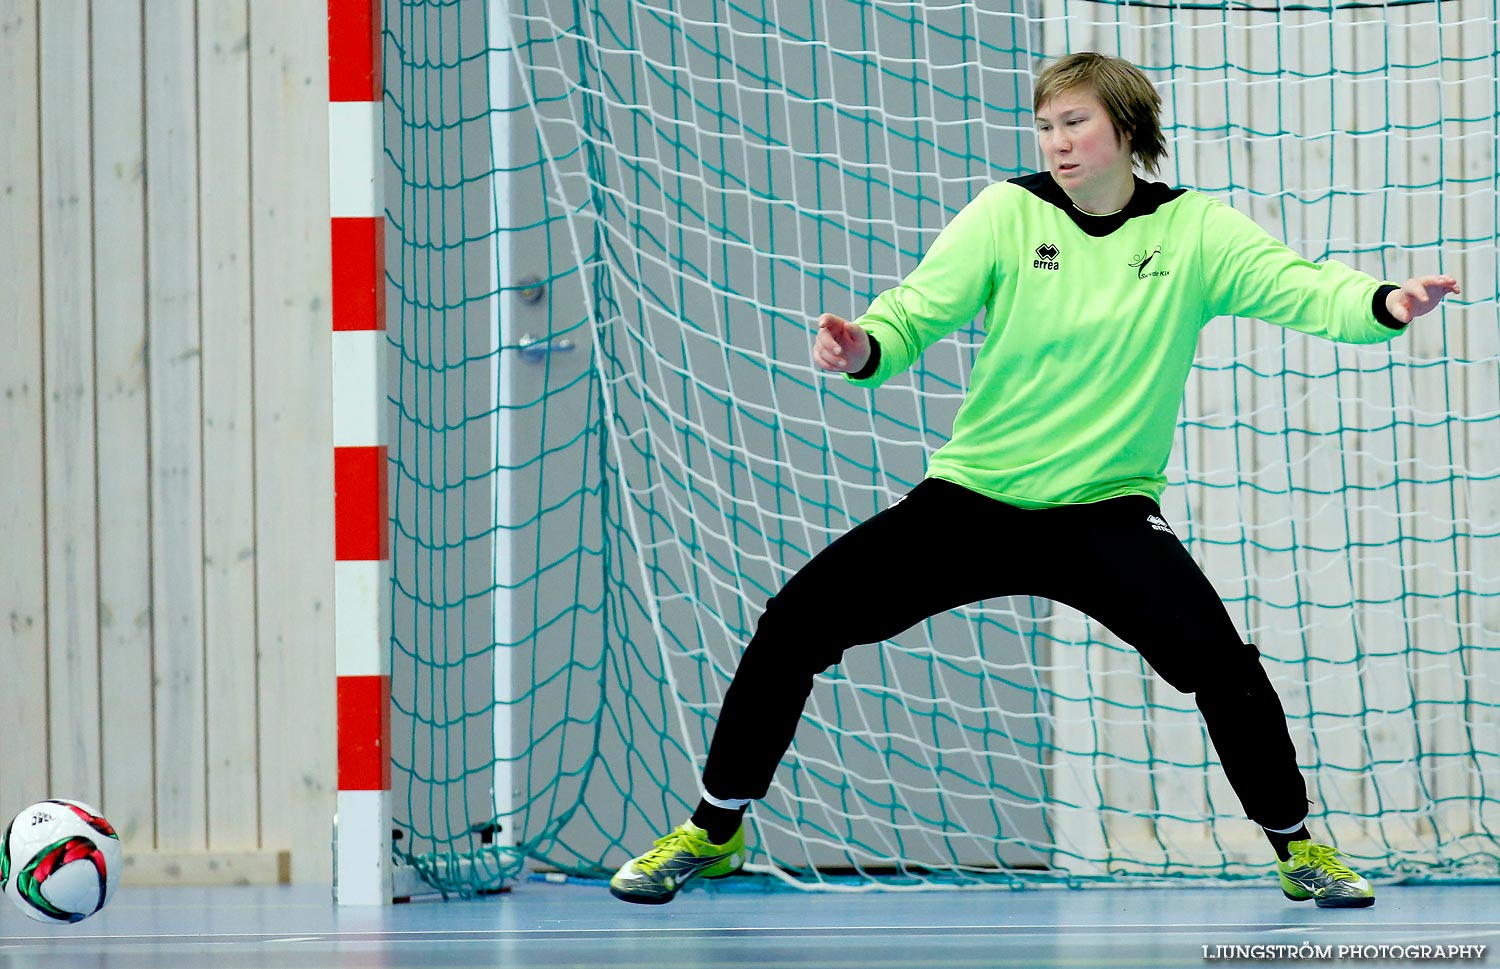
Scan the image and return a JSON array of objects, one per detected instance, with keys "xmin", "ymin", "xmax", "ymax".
[
  {"xmin": 328, "ymin": 0, "xmax": 380, "ymax": 102},
  {"xmin": 331, "ymin": 217, "xmax": 385, "ymax": 331},
  {"xmin": 337, "ymin": 675, "xmax": 391, "ymax": 790},
  {"xmin": 334, "ymin": 445, "xmax": 389, "ymax": 561}
]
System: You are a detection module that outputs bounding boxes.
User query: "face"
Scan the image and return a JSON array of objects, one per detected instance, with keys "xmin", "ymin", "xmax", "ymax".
[{"xmin": 1034, "ymin": 88, "xmax": 1134, "ymax": 192}]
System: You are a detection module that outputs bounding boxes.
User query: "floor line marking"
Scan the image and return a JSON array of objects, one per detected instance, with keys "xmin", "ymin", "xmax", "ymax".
[{"xmin": 3, "ymin": 920, "xmax": 1497, "ymax": 944}]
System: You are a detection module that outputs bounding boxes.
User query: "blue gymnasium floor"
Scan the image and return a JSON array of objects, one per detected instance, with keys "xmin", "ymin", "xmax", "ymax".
[{"xmin": 0, "ymin": 879, "xmax": 1494, "ymax": 969}]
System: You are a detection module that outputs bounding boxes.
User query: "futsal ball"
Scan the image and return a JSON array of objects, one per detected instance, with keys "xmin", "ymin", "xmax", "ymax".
[{"xmin": 1, "ymin": 799, "xmax": 122, "ymax": 924}]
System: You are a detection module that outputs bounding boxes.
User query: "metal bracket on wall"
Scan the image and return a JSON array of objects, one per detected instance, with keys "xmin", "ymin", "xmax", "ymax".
[
  {"xmin": 515, "ymin": 275, "xmax": 547, "ymax": 304},
  {"xmin": 517, "ymin": 334, "xmax": 576, "ymax": 363}
]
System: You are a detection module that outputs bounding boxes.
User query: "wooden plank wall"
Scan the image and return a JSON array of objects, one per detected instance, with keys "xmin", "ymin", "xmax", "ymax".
[{"xmin": 0, "ymin": 0, "xmax": 334, "ymax": 885}]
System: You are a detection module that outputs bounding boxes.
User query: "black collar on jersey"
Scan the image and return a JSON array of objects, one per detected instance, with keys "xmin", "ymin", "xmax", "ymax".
[{"xmin": 1010, "ymin": 171, "xmax": 1186, "ymax": 238}]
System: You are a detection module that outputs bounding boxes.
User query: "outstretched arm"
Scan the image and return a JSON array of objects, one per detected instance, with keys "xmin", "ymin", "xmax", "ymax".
[
  {"xmin": 1201, "ymin": 198, "xmax": 1461, "ymax": 344},
  {"xmin": 1385, "ymin": 275, "xmax": 1461, "ymax": 325},
  {"xmin": 827, "ymin": 184, "xmax": 1004, "ymax": 387}
]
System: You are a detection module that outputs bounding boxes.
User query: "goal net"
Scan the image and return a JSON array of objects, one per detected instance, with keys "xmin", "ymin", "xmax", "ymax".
[{"xmin": 385, "ymin": 0, "xmax": 1500, "ymax": 894}]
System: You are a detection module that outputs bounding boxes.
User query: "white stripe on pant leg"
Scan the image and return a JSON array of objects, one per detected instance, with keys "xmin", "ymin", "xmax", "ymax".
[
  {"xmin": 701, "ymin": 790, "xmax": 752, "ymax": 810},
  {"xmin": 1263, "ymin": 819, "xmax": 1308, "ymax": 835}
]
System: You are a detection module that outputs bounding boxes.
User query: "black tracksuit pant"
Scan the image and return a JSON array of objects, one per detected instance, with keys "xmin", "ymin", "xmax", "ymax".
[{"xmin": 701, "ymin": 477, "xmax": 1309, "ymax": 831}]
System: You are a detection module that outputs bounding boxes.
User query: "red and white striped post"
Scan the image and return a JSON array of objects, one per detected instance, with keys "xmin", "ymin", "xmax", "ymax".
[{"xmin": 329, "ymin": 0, "xmax": 390, "ymax": 905}]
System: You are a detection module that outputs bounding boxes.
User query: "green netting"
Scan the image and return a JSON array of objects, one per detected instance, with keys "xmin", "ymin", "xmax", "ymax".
[{"xmin": 386, "ymin": 0, "xmax": 1500, "ymax": 896}]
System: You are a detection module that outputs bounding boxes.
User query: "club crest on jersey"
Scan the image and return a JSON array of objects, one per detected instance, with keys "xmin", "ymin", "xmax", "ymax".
[
  {"xmin": 1034, "ymin": 243, "xmax": 1060, "ymax": 271},
  {"xmin": 1130, "ymin": 245, "xmax": 1170, "ymax": 279}
]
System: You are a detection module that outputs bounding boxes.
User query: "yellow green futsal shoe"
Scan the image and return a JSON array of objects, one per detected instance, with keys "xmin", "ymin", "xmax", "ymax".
[
  {"xmin": 1277, "ymin": 840, "xmax": 1374, "ymax": 908},
  {"xmin": 609, "ymin": 820, "xmax": 745, "ymax": 904}
]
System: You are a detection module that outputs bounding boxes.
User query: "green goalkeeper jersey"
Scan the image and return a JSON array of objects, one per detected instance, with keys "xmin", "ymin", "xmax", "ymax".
[{"xmin": 849, "ymin": 172, "xmax": 1405, "ymax": 508}]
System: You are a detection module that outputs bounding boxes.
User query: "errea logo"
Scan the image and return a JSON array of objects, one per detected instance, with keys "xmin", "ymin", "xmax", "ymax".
[{"xmin": 1034, "ymin": 243, "xmax": 1060, "ymax": 271}]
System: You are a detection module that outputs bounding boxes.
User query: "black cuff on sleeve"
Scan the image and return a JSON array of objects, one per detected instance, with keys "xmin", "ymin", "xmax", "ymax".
[
  {"xmin": 849, "ymin": 335, "xmax": 881, "ymax": 380},
  {"xmin": 1373, "ymin": 284, "xmax": 1405, "ymax": 330}
]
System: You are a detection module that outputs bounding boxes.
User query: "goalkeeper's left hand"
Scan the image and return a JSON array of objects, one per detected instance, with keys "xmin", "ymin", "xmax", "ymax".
[{"xmin": 1386, "ymin": 275, "xmax": 1461, "ymax": 324}]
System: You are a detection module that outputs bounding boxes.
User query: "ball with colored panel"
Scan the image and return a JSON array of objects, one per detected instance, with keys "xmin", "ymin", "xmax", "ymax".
[{"xmin": 1, "ymin": 799, "xmax": 123, "ymax": 924}]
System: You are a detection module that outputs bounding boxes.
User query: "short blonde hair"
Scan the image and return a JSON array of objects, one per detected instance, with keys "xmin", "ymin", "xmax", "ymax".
[{"xmin": 1034, "ymin": 52, "xmax": 1167, "ymax": 177}]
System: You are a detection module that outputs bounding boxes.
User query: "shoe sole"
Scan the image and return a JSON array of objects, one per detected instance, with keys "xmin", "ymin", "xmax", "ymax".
[
  {"xmin": 1315, "ymin": 895, "xmax": 1375, "ymax": 909},
  {"xmin": 1282, "ymin": 889, "xmax": 1375, "ymax": 909},
  {"xmin": 609, "ymin": 862, "xmax": 743, "ymax": 905},
  {"xmin": 610, "ymin": 885, "xmax": 674, "ymax": 905}
]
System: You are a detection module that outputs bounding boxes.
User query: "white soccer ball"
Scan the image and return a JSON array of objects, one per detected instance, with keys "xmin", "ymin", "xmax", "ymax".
[{"xmin": 1, "ymin": 799, "xmax": 123, "ymax": 924}]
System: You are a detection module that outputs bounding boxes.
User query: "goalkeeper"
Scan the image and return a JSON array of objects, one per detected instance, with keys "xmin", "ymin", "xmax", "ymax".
[{"xmin": 610, "ymin": 51, "xmax": 1459, "ymax": 908}]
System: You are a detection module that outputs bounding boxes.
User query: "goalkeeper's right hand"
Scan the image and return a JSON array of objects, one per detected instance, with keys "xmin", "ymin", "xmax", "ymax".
[{"xmin": 813, "ymin": 313, "xmax": 871, "ymax": 374}]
